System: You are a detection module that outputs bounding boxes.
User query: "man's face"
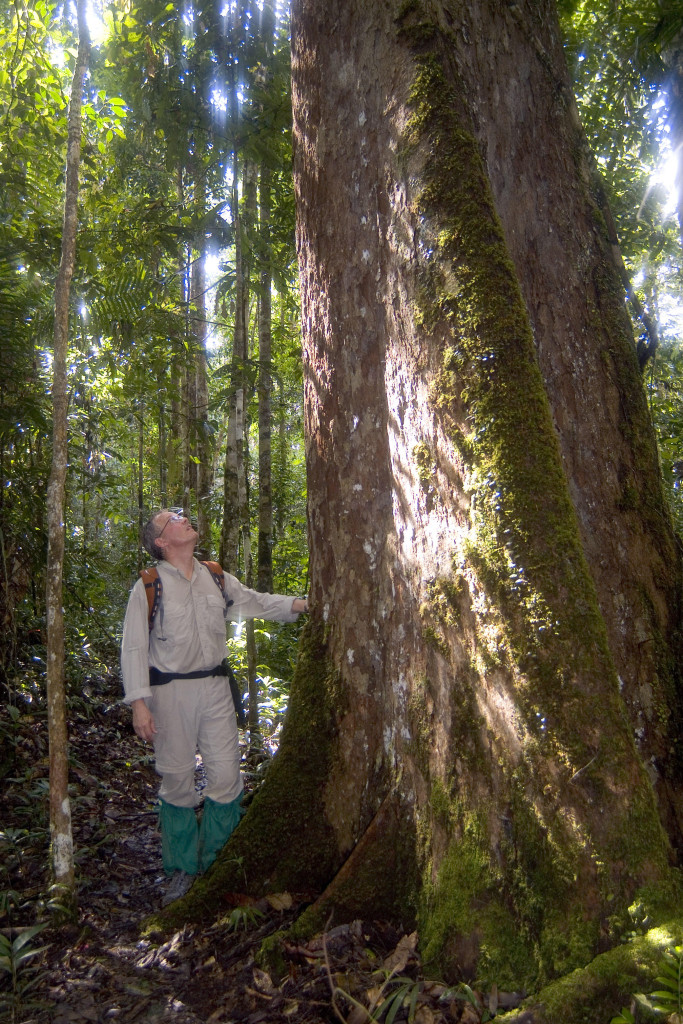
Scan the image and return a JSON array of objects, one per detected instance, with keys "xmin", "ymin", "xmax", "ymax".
[{"xmin": 154, "ymin": 510, "xmax": 198, "ymax": 553}]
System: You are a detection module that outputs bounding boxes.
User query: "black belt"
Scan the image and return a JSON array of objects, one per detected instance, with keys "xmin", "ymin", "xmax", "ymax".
[
  {"xmin": 149, "ymin": 659, "xmax": 230, "ymax": 686},
  {"xmin": 149, "ymin": 658, "xmax": 246, "ymax": 728}
]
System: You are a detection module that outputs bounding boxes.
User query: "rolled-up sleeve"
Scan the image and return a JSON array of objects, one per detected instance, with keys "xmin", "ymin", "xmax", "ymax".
[
  {"xmin": 121, "ymin": 580, "xmax": 153, "ymax": 704},
  {"xmin": 223, "ymin": 573, "xmax": 300, "ymax": 623}
]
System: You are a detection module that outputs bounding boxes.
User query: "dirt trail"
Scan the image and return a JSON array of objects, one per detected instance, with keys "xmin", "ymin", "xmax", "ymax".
[{"xmin": 0, "ymin": 678, "xmax": 490, "ymax": 1024}]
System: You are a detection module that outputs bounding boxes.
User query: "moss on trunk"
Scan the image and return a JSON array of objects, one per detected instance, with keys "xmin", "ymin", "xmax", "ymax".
[
  {"xmin": 395, "ymin": 0, "xmax": 676, "ymax": 989},
  {"xmin": 500, "ymin": 913, "xmax": 683, "ymax": 1024}
]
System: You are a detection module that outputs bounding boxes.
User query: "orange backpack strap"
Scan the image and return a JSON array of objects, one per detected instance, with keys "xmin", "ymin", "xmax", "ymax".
[
  {"xmin": 201, "ymin": 560, "xmax": 230, "ymax": 603},
  {"xmin": 201, "ymin": 561, "xmax": 234, "ymax": 609},
  {"xmin": 140, "ymin": 566, "xmax": 162, "ymax": 631}
]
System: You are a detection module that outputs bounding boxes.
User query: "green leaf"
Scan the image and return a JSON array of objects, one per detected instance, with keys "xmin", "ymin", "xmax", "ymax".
[
  {"xmin": 378, "ymin": 986, "xmax": 408, "ymax": 1024},
  {"xmin": 12, "ymin": 923, "xmax": 48, "ymax": 954},
  {"xmin": 649, "ymin": 988, "xmax": 678, "ymax": 1001},
  {"xmin": 609, "ymin": 1010, "xmax": 635, "ymax": 1024},
  {"xmin": 13, "ymin": 946, "xmax": 48, "ymax": 967}
]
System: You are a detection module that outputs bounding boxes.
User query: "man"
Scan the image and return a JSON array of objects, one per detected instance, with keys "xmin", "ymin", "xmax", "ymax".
[{"xmin": 121, "ymin": 508, "xmax": 308, "ymax": 905}]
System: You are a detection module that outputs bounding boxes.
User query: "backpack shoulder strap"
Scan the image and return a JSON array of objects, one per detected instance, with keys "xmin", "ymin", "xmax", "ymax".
[
  {"xmin": 200, "ymin": 561, "xmax": 233, "ymax": 608},
  {"xmin": 201, "ymin": 560, "xmax": 225, "ymax": 597},
  {"xmin": 139, "ymin": 566, "xmax": 162, "ymax": 632}
]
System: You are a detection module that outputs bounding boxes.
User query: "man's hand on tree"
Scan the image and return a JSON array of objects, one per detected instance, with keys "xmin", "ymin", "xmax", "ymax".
[{"xmin": 131, "ymin": 699, "xmax": 157, "ymax": 743}]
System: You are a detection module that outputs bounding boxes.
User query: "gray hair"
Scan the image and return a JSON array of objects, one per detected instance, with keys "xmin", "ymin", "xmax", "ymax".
[{"xmin": 142, "ymin": 510, "xmax": 166, "ymax": 560}]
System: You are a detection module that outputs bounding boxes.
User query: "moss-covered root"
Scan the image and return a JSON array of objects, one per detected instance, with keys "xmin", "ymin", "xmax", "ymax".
[
  {"xmin": 291, "ymin": 790, "xmax": 419, "ymax": 940},
  {"xmin": 256, "ymin": 796, "xmax": 419, "ymax": 979},
  {"xmin": 498, "ymin": 919, "xmax": 683, "ymax": 1024}
]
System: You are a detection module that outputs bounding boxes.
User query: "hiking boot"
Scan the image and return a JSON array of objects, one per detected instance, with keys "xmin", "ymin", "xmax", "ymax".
[{"xmin": 161, "ymin": 870, "xmax": 195, "ymax": 906}]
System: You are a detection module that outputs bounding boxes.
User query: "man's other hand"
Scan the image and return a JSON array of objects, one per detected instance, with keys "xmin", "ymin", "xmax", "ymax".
[{"xmin": 131, "ymin": 699, "xmax": 157, "ymax": 743}]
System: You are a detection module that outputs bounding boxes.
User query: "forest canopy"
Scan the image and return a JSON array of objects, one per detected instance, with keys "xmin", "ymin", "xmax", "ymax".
[
  {"xmin": 1, "ymin": 0, "xmax": 308, "ymax": 686},
  {"xmin": 0, "ymin": 0, "xmax": 680, "ymax": 681}
]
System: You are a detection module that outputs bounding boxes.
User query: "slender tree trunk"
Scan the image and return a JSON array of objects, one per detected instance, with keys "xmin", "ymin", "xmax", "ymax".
[
  {"xmin": 243, "ymin": 523, "xmax": 261, "ymax": 751},
  {"xmin": 159, "ymin": 402, "xmax": 167, "ymax": 508},
  {"xmin": 245, "ymin": 621, "xmax": 259, "ymax": 743},
  {"xmin": 190, "ymin": 240, "xmax": 212, "ymax": 558},
  {"xmin": 168, "ymin": 356, "xmax": 184, "ymax": 506},
  {"xmin": 257, "ymin": 165, "xmax": 274, "ymax": 593},
  {"xmin": 45, "ymin": 0, "xmax": 89, "ymax": 895},
  {"xmin": 275, "ymin": 371, "xmax": 287, "ymax": 544},
  {"xmin": 221, "ymin": 145, "xmax": 248, "ymax": 571},
  {"xmin": 221, "ymin": 381, "xmax": 245, "ymax": 574},
  {"xmin": 241, "ymin": 422, "xmax": 261, "ymax": 751},
  {"xmin": 256, "ymin": 0, "xmax": 276, "ymax": 593},
  {"xmin": 167, "ymin": 170, "xmax": 186, "ymax": 506},
  {"xmin": 240, "ymin": 330, "xmax": 257, "ymax": 743},
  {"xmin": 136, "ymin": 404, "xmax": 144, "ymax": 570},
  {"xmin": 181, "ymin": 253, "xmax": 193, "ymax": 517}
]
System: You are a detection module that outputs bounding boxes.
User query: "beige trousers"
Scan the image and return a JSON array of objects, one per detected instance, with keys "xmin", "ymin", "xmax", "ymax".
[{"xmin": 148, "ymin": 676, "xmax": 241, "ymax": 807}]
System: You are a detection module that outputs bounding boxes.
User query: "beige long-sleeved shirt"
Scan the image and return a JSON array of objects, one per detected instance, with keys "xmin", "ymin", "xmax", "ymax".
[{"xmin": 121, "ymin": 558, "xmax": 300, "ymax": 704}]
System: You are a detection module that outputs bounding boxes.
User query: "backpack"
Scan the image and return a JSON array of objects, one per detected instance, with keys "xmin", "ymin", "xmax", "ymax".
[
  {"xmin": 139, "ymin": 561, "xmax": 245, "ymax": 727},
  {"xmin": 140, "ymin": 560, "xmax": 227, "ymax": 630}
]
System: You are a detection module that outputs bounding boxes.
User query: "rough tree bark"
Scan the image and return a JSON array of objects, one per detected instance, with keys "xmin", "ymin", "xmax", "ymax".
[
  {"xmin": 468, "ymin": 4, "xmax": 683, "ymax": 840},
  {"xmin": 45, "ymin": 0, "xmax": 89, "ymax": 894},
  {"xmin": 155, "ymin": 0, "xmax": 683, "ymax": 1010}
]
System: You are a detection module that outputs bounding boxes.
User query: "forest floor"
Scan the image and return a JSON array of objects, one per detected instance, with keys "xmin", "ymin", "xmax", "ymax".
[{"xmin": 0, "ymin": 670, "xmax": 499, "ymax": 1024}]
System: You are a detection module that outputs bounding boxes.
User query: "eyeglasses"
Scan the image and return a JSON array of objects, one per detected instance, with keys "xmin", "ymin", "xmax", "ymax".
[{"xmin": 156, "ymin": 511, "xmax": 185, "ymax": 540}]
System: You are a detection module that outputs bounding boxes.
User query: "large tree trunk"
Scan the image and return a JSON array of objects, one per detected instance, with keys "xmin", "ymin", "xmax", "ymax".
[
  {"xmin": 158, "ymin": 0, "xmax": 683, "ymax": 998},
  {"xmin": 46, "ymin": 0, "xmax": 89, "ymax": 896},
  {"xmin": 462, "ymin": 1, "xmax": 683, "ymax": 842}
]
